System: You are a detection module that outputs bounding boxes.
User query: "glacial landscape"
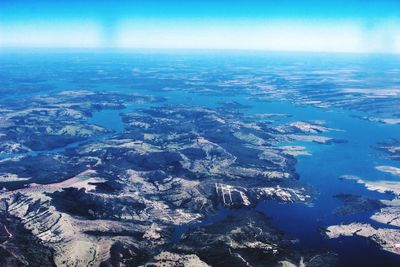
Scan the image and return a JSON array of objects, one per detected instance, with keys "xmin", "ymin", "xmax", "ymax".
[{"xmin": 0, "ymin": 52, "xmax": 400, "ymax": 266}]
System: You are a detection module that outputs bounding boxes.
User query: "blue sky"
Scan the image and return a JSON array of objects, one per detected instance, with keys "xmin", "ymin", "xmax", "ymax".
[{"xmin": 1, "ymin": 0, "xmax": 400, "ymax": 53}]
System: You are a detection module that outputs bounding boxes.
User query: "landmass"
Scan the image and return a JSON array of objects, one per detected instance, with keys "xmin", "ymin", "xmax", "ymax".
[{"xmin": 0, "ymin": 90, "xmax": 338, "ymax": 266}]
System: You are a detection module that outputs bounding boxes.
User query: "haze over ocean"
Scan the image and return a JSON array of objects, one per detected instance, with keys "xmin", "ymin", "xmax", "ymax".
[{"xmin": 1, "ymin": 0, "xmax": 400, "ymax": 53}]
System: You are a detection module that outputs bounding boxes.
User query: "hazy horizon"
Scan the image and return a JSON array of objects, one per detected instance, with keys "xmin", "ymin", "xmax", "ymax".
[{"xmin": 1, "ymin": 0, "xmax": 400, "ymax": 54}]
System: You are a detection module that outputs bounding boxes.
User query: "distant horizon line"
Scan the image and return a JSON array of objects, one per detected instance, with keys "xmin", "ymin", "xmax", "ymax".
[{"xmin": 1, "ymin": 47, "xmax": 400, "ymax": 56}]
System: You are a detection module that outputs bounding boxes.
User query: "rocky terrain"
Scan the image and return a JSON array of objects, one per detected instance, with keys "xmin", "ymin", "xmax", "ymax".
[
  {"xmin": 326, "ymin": 175, "xmax": 400, "ymax": 255},
  {"xmin": 172, "ymin": 211, "xmax": 337, "ymax": 267},
  {"xmin": 0, "ymin": 90, "xmax": 340, "ymax": 266},
  {"xmin": 325, "ymin": 223, "xmax": 400, "ymax": 255},
  {"xmin": 0, "ymin": 90, "xmax": 163, "ymax": 154},
  {"xmin": 375, "ymin": 139, "xmax": 400, "ymax": 162},
  {"xmin": 333, "ymin": 193, "xmax": 386, "ymax": 216},
  {"xmin": 324, "ymin": 136, "xmax": 400, "ymax": 257}
]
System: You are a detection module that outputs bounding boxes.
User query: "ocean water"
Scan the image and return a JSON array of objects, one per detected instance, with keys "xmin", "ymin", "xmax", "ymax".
[
  {"xmin": 1, "ymin": 51, "xmax": 400, "ymax": 266},
  {"xmin": 165, "ymin": 96, "xmax": 400, "ymax": 266},
  {"xmin": 251, "ymin": 100, "xmax": 400, "ymax": 267}
]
